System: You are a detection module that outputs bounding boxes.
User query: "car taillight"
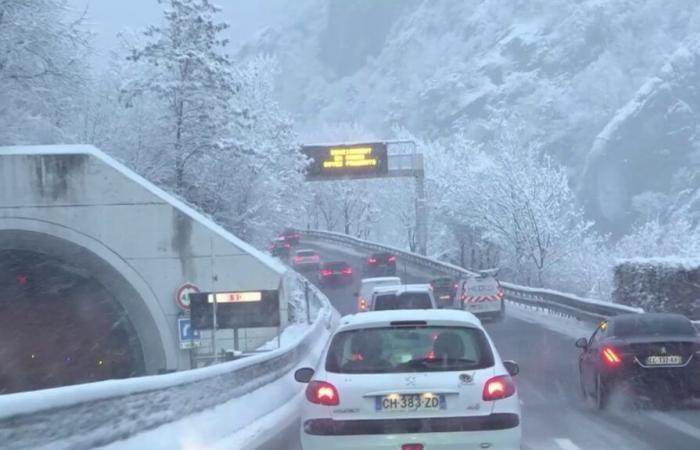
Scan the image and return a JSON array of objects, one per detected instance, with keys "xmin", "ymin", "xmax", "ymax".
[
  {"xmin": 284, "ymin": 243, "xmax": 290, "ymax": 248},
  {"xmin": 601, "ymin": 346, "xmax": 622, "ymax": 367},
  {"xmin": 293, "ymin": 256, "xmax": 303, "ymax": 263},
  {"xmin": 293, "ymin": 233, "xmax": 300, "ymax": 239},
  {"xmin": 321, "ymin": 269, "xmax": 333, "ymax": 277},
  {"xmin": 402, "ymin": 445, "xmax": 424, "ymax": 450},
  {"xmin": 388, "ymin": 255, "xmax": 396, "ymax": 262},
  {"xmin": 368, "ymin": 257, "xmax": 377, "ymax": 264},
  {"xmin": 306, "ymin": 380, "xmax": 339, "ymax": 406},
  {"xmin": 496, "ymin": 289, "xmax": 505, "ymax": 299},
  {"xmin": 483, "ymin": 375, "xmax": 516, "ymax": 401},
  {"xmin": 311, "ymin": 255, "xmax": 320, "ymax": 261},
  {"xmin": 342, "ymin": 267, "xmax": 353, "ymax": 275},
  {"xmin": 358, "ymin": 298, "xmax": 368, "ymax": 311}
]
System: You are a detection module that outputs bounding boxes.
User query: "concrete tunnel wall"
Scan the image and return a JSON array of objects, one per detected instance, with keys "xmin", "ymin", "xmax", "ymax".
[{"xmin": 0, "ymin": 145, "xmax": 288, "ymax": 373}]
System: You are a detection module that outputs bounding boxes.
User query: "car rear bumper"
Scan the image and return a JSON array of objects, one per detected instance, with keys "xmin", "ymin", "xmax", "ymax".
[
  {"xmin": 607, "ymin": 364, "xmax": 700, "ymax": 397},
  {"xmin": 295, "ymin": 262, "xmax": 320, "ymax": 270},
  {"xmin": 301, "ymin": 417, "xmax": 521, "ymax": 449}
]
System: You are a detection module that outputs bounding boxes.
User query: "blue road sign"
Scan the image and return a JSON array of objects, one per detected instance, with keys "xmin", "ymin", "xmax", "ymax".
[{"xmin": 178, "ymin": 318, "xmax": 200, "ymax": 349}]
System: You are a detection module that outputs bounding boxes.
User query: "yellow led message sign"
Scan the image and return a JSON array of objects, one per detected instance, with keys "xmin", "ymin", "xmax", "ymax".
[{"xmin": 302, "ymin": 143, "xmax": 388, "ymax": 179}]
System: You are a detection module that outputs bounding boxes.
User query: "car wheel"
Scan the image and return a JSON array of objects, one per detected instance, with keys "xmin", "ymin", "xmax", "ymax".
[{"xmin": 595, "ymin": 373, "xmax": 609, "ymax": 410}]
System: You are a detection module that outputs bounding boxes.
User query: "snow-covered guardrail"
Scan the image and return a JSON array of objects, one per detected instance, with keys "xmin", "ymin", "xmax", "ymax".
[
  {"xmin": 299, "ymin": 229, "xmax": 641, "ymax": 322},
  {"xmin": 0, "ymin": 274, "xmax": 333, "ymax": 450}
]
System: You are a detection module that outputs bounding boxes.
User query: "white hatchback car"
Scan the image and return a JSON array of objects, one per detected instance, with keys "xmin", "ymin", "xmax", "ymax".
[{"xmin": 294, "ymin": 309, "xmax": 521, "ymax": 450}]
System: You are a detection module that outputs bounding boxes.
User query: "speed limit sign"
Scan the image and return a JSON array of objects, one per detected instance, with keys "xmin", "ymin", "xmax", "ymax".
[{"xmin": 175, "ymin": 283, "xmax": 200, "ymax": 311}]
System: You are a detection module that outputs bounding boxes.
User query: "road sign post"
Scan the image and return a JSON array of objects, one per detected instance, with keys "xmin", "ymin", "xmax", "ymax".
[{"xmin": 301, "ymin": 140, "xmax": 427, "ymax": 255}]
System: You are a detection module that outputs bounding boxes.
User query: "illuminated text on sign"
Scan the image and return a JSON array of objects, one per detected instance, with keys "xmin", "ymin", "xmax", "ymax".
[{"xmin": 322, "ymin": 147, "xmax": 378, "ymax": 169}]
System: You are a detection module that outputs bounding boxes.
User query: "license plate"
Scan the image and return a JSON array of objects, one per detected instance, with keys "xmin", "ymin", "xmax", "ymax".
[
  {"xmin": 645, "ymin": 355, "xmax": 683, "ymax": 365},
  {"xmin": 375, "ymin": 393, "xmax": 446, "ymax": 412},
  {"xmin": 465, "ymin": 302, "xmax": 499, "ymax": 312}
]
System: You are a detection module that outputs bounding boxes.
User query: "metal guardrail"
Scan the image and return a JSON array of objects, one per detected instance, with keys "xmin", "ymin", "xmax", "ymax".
[
  {"xmin": 0, "ymin": 274, "xmax": 333, "ymax": 450},
  {"xmin": 299, "ymin": 229, "xmax": 642, "ymax": 322}
]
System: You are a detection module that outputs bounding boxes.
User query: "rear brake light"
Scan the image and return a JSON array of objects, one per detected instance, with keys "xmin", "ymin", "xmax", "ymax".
[
  {"xmin": 321, "ymin": 269, "xmax": 333, "ymax": 277},
  {"xmin": 358, "ymin": 298, "xmax": 368, "ymax": 311},
  {"xmin": 601, "ymin": 346, "xmax": 622, "ymax": 366},
  {"xmin": 368, "ymin": 257, "xmax": 377, "ymax": 264},
  {"xmin": 496, "ymin": 289, "xmax": 505, "ymax": 299},
  {"xmin": 401, "ymin": 445, "xmax": 424, "ymax": 450},
  {"xmin": 306, "ymin": 380, "xmax": 339, "ymax": 406},
  {"xmin": 293, "ymin": 256, "xmax": 303, "ymax": 262},
  {"xmin": 388, "ymin": 255, "xmax": 396, "ymax": 262},
  {"xmin": 284, "ymin": 243, "xmax": 290, "ymax": 248},
  {"xmin": 311, "ymin": 255, "xmax": 320, "ymax": 261},
  {"xmin": 483, "ymin": 375, "xmax": 516, "ymax": 401},
  {"xmin": 342, "ymin": 267, "xmax": 353, "ymax": 275}
]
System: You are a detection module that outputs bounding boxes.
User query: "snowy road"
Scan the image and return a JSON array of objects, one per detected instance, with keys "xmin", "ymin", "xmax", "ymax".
[{"xmin": 256, "ymin": 240, "xmax": 700, "ymax": 450}]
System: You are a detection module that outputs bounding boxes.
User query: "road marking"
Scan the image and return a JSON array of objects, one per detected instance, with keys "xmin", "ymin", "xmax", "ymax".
[
  {"xmin": 645, "ymin": 411, "xmax": 700, "ymax": 441},
  {"xmin": 554, "ymin": 438, "xmax": 581, "ymax": 450}
]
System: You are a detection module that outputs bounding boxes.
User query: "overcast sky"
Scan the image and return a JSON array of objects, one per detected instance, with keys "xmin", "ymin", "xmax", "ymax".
[{"xmin": 69, "ymin": 0, "xmax": 287, "ymax": 64}]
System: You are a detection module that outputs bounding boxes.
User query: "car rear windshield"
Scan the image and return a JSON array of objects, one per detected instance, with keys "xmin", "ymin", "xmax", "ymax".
[
  {"xmin": 611, "ymin": 315, "xmax": 697, "ymax": 338},
  {"xmin": 326, "ymin": 326, "xmax": 494, "ymax": 373},
  {"xmin": 296, "ymin": 250, "xmax": 315, "ymax": 257},
  {"xmin": 374, "ymin": 293, "xmax": 432, "ymax": 310},
  {"xmin": 372, "ymin": 253, "xmax": 394, "ymax": 260}
]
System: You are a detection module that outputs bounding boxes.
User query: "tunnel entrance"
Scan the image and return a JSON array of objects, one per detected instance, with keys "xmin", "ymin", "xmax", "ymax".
[{"xmin": 0, "ymin": 249, "xmax": 145, "ymax": 394}]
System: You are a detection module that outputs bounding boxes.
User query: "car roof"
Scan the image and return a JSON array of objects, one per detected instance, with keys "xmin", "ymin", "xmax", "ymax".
[
  {"xmin": 361, "ymin": 276, "xmax": 401, "ymax": 284},
  {"xmin": 608, "ymin": 312, "xmax": 689, "ymax": 323},
  {"xmin": 295, "ymin": 248, "xmax": 316, "ymax": 254},
  {"xmin": 337, "ymin": 309, "xmax": 482, "ymax": 331},
  {"xmin": 372, "ymin": 283, "xmax": 432, "ymax": 294}
]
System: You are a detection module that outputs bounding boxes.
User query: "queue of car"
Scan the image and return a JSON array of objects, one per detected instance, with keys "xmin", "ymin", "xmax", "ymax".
[{"xmin": 274, "ymin": 232, "xmax": 520, "ymax": 449}]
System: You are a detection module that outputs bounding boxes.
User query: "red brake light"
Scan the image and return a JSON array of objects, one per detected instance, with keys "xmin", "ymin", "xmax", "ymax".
[
  {"xmin": 358, "ymin": 298, "xmax": 368, "ymax": 311},
  {"xmin": 368, "ymin": 257, "xmax": 377, "ymax": 264},
  {"xmin": 342, "ymin": 267, "xmax": 353, "ymax": 275},
  {"xmin": 321, "ymin": 269, "xmax": 333, "ymax": 277},
  {"xmin": 388, "ymin": 255, "xmax": 396, "ymax": 262},
  {"xmin": 306, "ymin": 380, "xmax": 339, "ymax": 406},
  {"xmin": 601, "ymin": 346, "xmax": 622, "ymax": 366},
  {"xmin": 496, "ymin": 289, "xmax": 505, "ymax": 299},
  {"xmin": 402, "ymin": 444, "xmax": 424, "ymax": 450},
  {"xmin": 483, "ymin": 375, "xmax": 516, "ymax": 401},
  {"xmin": 311, "ymin": 255, "xmax": 320, "ymax": 261},
  {"xmin": 293, "ymin": 256, "xmax": 303, "ymax": 262}
]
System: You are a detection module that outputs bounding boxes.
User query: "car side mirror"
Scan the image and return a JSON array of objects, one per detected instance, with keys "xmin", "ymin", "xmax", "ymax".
[
  {"xmin": 294, "ymin": 367, "xmax": 315, "ymax": 383},
  {"xmin": 503, "ymin": 360, "xmax": 519, "ymax": 377},
  {"xmin": 575, "ymin": 337, "xmax": 588, "ymax": 349}
]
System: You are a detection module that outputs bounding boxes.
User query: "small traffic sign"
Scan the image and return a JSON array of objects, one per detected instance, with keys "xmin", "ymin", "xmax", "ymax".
[
  {"xmin": 178, "ymin": 318, "xmax": 200, "ymax": 350},
  {"xmin": 175, "ymin": 283, "xmax": 200, "ymax": 311}
]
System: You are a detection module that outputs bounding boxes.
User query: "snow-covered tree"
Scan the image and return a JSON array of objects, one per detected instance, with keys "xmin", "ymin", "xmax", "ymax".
[
  {"xmin": 123, "ymin": 0, "xmax": 233, "ymax": 193},
  {"xmin": 0, "ymin": 0, "xmax": 90, "ymax": 144}
]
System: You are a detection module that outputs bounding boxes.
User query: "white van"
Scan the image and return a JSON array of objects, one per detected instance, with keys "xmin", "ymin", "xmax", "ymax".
[
  {"xmin": 355, "ymin": 277, "xmax": 401, "ymax": 312},
  {"xmin": 458, "ymin": 273, "xmax": 505, "ymax": 321}
]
